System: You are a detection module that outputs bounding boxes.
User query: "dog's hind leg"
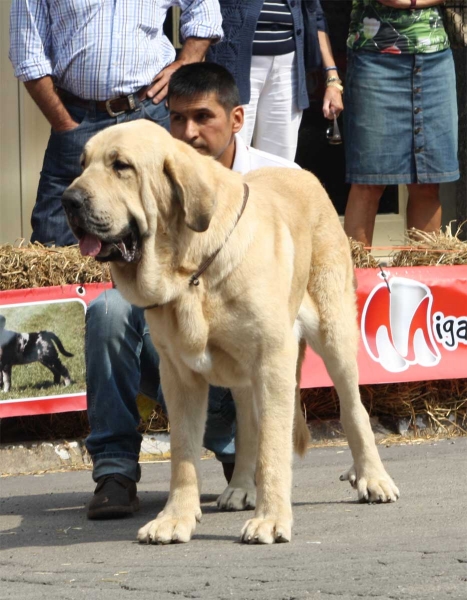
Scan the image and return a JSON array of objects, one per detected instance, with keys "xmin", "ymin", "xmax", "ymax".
[
  {"xmin": 302, "ymin": 267, "xmax": 399, "ymax": 503},
  {"xmin": 41, "ymin": 359, "xmax": 71, "ymax": 386},
  {"xmin": 1, "ymin": 365, "xmax": 11, "ymax": 393},
  {"xmin": 240, "ymin": 335, "xmax": 298, "ymax": 544},
  {"xmin": 137, "ymin": 357, "xmax": 208, "ymax": 545},
  {"xmin": 56, "ymin": 360, "xmax": 72, "ymax": 386},
  {"xmin": 218, "ymin": 386, "xmax": 257, "ymax": 511}
]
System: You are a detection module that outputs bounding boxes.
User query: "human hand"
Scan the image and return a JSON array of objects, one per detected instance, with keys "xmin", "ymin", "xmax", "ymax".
[
  {"xmin": 52, "ymin": 120, "xmax": 80, "ymax": 133},
  {"xmin": 376, "ymin": 0, "xmax": 411, "ymax": 8},
  {"xmin": 323, "ymin": 86, "xmax": 343, "ymax": 120},
  {"xmin": 147, "ymin": 60, "xmax": 185, "ymax": 104}
]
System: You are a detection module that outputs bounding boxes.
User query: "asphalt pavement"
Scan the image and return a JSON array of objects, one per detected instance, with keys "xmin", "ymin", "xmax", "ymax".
[{"xmin": 1, "ymin": 437, "xmax": 466, "ymax": 600}]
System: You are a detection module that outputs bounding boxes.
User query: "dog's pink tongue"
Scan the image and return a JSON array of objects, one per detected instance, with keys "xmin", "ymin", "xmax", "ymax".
[{"xmin": 79, "ymin": 234, "xmax": 102, "ymax": 257}]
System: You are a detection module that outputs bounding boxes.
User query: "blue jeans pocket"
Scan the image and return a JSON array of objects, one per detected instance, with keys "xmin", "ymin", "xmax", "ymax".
[
  {"xmin": 52, "ymin": 109, "xmax": 90, "ymax": 137},
  {"xmin": 141, "ymin": 100, "xmax": 170, "ymax": 131}
]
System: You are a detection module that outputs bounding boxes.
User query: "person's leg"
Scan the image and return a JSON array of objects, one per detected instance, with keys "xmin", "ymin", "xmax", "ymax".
[
  {"xmin": 252, "ymin": 52, "xmax": 302, "ymax": 161},
  {"xmin": 406, "ymin": 183, "xmax": 441, "ymax": 233},
  {"xmin": 344, "ymin": 184, "xmax": 387, "ymax": 246},
  {"xmin": 31, "ymin": 104, "xmax": 98, "ymax": 246},
  {"xmin": 343, "ymin": 51, "xmax": 411, "ymax": 246},
  {"xmin": 86, "ymin": 289, "xmax": 152, "ymax": 481},
  {"xmin": 203, "ymin": 387, "xmax": 236, "ymax": 483},
  {"xmin": 31, "ymin": 98, "xmax": 169, "ymax": 247},
  {"xmin": 238, "ymin": 55, "xmax": 270, "ymax": 147},
  {"xmin": 85, "ymin": 289, "xmax": 156, "ymax": 519}
]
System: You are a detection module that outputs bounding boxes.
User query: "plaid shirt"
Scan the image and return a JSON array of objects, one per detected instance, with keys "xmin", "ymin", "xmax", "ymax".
[{"xmin": 10, "ymin": 0, "xmax": 223, "ymax": 100}]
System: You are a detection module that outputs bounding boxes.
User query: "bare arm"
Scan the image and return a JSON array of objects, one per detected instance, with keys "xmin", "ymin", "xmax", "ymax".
[
  {"xmin": 24, "ymin": 76, "xmax": 78, "ymax": 132},
  {"xmin": 146, "ymin": 37, "xmax": 212, "ymax": 104},
  {"xmin": 318, "ymin": 31, "xmax": 344, "ymax": 120},
  {"xmin": 376, "ymin": 0, "xmax": 446, "ymax": 8}
]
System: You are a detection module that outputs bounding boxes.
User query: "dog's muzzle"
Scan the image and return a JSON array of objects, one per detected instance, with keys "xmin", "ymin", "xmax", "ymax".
[
  {"xmin": 61, "ymin": 188, "xmax": 141, "ymax": 263},
  {"xmin": 62, "ymin": 187, "xmax": 87, "ymax": 214}
]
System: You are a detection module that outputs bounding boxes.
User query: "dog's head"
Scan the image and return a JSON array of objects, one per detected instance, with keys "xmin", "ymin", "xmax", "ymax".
[{"xmin": 62, "ymin": 120, "xmax": 220, "ymax": 263}]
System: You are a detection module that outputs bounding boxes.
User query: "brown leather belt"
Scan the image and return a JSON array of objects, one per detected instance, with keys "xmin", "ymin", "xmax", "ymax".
[{"xmin": 56, "ymin": 86, "xmax": 150, "ymax": 117}]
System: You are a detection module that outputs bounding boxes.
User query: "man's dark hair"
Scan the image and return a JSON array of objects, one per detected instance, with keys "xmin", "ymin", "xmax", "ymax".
[{"xmin": 167, "ymin": 62, "xmax": 241, "ymax": 112}]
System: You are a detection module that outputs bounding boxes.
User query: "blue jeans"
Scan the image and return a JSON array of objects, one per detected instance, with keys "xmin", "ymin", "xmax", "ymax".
[
  {"xmin": 85, "ymin": 289, "xmax": 236, "ymax": 482},
  {"xmin": 31, "ymin": 96, "xmax": 170, "ymax": 246}
]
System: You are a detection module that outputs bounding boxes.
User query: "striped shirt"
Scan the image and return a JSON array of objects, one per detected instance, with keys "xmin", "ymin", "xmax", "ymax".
[
  {"xmin": 253, "ymin": 0, "xmax": 295, "ymax": 56},
  {"xmin": 9, "ymin": 0, "xmax": 223, "ymax": 100}
]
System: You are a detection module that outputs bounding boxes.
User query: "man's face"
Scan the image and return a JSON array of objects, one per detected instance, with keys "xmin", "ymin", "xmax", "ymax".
[{"xmin": 169, "ymin": 92, "xmax": 243, "ymax": 167}]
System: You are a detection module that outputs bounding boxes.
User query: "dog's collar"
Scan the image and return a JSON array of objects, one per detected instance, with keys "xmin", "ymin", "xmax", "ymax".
[
  {"xmin": 144, "ymin": 183, "xmax": 250, "ymax": 311},
  {"xmin": 189, "ymin": 183, "xmax": 250, "ymax": 287}
]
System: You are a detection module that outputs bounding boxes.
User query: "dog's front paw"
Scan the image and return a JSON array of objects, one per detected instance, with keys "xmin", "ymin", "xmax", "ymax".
[
  {"xmin": 217, "ymin": 485, "xmax": 256, "ymax": 511},
  {"xmin": 340, "ymin": 464, "xmax": 400, "ymax": 503},
  {"xmin": 240, "ymin": 515, "xmax": 292, "ymax": 544},
  {"xmin": 137, "ymin": 508, "xmax": 201, "ymax": 545}
]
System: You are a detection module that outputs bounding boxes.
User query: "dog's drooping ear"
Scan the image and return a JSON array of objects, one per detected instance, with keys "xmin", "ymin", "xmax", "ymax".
[{"xmin": 164, "ymin": 147, "xmax": 218, "ymax": 233}]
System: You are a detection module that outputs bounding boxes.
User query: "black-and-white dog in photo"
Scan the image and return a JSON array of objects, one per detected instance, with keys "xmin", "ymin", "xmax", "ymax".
[{"xmin": 0, "ymin": 315, "xmax": 74, "ymax": 393}]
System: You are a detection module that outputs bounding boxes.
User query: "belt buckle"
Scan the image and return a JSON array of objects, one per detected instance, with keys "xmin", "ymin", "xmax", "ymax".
[
  {"xmin": 105, "ymin": 99, "xmax": 126, "ymax": 118},
  {"xmin": 105, "ymin": 93, "xmax": 140, "ymax": 118},
  {"xmin": 128, "ymin": 93, "xmax": 142, "ymax": 113}
]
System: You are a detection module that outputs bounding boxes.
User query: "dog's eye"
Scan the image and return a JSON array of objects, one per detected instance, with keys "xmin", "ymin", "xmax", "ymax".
[{"xmin": 113, "ymin": 160, "xmax": 132, "ymax": 172}]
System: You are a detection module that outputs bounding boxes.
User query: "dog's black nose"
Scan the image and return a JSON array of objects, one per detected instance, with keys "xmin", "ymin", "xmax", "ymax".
[{"xmin": 62, "ymin": 188, "xmax": 86, "ymax": 212}]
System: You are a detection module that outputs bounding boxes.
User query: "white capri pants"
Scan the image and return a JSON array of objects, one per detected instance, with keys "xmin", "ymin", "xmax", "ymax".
[{"xmin": 239, "ymin": 51, "xmax": 303, "ymax": 161}]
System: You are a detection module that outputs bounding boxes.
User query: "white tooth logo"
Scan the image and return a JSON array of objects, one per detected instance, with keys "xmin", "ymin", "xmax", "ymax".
[{"xmin": 361, "ymin": 276, "xmax": 441, "ymax": 373}]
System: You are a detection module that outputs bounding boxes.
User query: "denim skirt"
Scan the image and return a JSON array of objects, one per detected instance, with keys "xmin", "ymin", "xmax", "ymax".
[{"xmin": 344, "ymin": 49, "xmax": 459, "ymax": 185}]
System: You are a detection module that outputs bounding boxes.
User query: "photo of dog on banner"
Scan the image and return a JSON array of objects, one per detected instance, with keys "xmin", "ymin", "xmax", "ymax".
[
  {"xmin": 0, "ymin": 314, "xmax": 73, "ymax": 393},
  {"xmin": 0, "ymin": 304, "xmax": 85, "ymax": 400}
]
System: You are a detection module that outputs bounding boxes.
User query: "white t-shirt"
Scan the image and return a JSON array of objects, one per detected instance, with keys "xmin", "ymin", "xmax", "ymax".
[{"xmin": 231, "ymin": 134, "xmax": 301, "ymax": 174}]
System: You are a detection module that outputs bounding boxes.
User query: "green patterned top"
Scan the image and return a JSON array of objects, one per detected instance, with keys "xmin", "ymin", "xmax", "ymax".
[{"xmin": 347, "ymin": 0, "xmax": 449, "ymax": 54}]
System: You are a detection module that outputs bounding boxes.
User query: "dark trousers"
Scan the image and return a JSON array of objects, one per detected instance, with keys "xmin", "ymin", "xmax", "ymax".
[{"xmin": 31, "ymin": 97, "xmax": 170, "ymax": 246}]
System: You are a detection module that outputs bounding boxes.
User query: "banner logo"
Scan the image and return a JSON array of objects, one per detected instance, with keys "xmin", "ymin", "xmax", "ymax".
[
  {"xmin": 361, "ymin": 275, "xmax": 441, "ymax": 373},
  {"xmin": 432, "ymin": 311, "xmax": 467, "ymax": 351}
]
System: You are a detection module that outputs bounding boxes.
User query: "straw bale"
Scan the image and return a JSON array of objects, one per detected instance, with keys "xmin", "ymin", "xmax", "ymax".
[
  {"xmin": 1, "ymin": 227, "xmax": 466, "ymax": 291},
  {"xmin": 140, "ymin": 403, "xmax": 169, "ymax": 434},
  {"xmin": 0, "ymin": 404, "xmax": 168, "ymax": 444},
  {"xmin": 2, "ymin": 379, "xmax": 464, "ymax": 444},
  {"xmin": 0, "ymin": 411, "xmax": 91, "ymax": 444},
  {"xmin": 390, "ymin": 225, "xmax": 467, "ymax": 267},
  {"xmin": 349, "ymin": 239, "xmax": 380, "ymax": 268},
  {"xmin": 301, "ymin": 379, "xmax": 467, "ymax": 435},
  {"xmin": 0, "ymin": 242, "xmax": 111, "ymax": 290}
]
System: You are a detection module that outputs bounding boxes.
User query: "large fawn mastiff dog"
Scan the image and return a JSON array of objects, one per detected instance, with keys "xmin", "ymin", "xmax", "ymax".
[{"xmin": 62, "ymin": 120, "xmax": 399, "ymax": 545}]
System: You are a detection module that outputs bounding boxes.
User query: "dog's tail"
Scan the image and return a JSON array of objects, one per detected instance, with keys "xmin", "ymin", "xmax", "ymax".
[
  {"xmin": 41, "ymin": 332, "xmax": 74, "ymax": 357},
  {"xmin": 294, "ymin": 391, "xmax": 311, "ymax": 457},
  {"xmin": 293, "ymin": 339, "xmax": 311, "ymax": 457}
]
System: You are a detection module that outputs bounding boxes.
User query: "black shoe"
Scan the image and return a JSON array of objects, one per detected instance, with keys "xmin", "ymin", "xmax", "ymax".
[
  {"xmin": 87, "ymin": 474, "xmax": 139, "ymax": 520},
  {"xmin": 222, "ymin": 462, "xmax": 235, "ymax": 484}
]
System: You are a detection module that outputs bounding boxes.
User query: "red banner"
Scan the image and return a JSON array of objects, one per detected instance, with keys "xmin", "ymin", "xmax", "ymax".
[
  {"xmin": 2, "ymin": 266, "xmax": 467, "ymax": 417},
  {"xmin": 300, "ymin": 266, "xmax": 467, "ymax": 387},
  {"xmin": 0, "ymin": 283, "xmax": 111, "ymax": 417}
]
